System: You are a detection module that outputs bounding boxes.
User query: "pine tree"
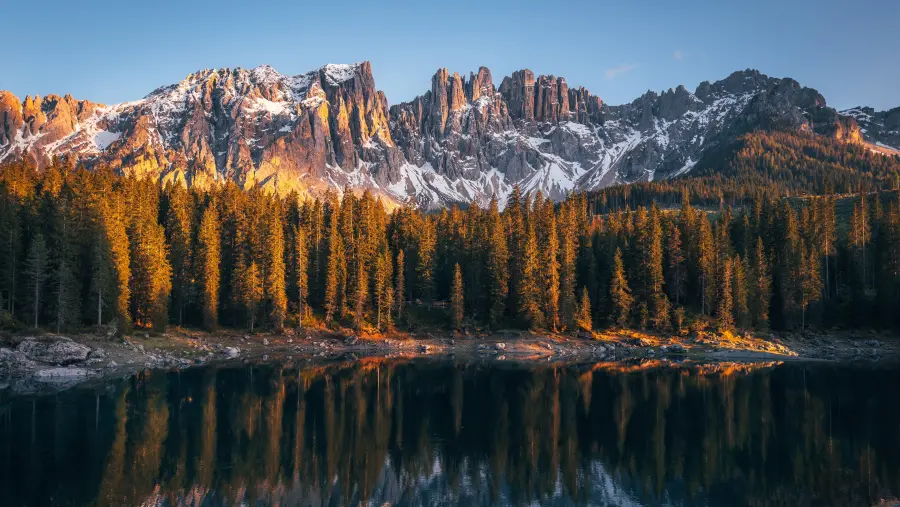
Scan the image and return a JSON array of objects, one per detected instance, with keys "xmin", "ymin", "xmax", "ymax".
[
  {"xmin": 517, "ymin": 220, "xmax": 542, "ymax": 328},
  {"xmin": 97, "ymin": 196, "xmax": 131, "ymax": 331},
  {"xmin": 798, "ymin": 246, "xmax": 822, "ymax": 329},
  {"xmin": 324, "ymin": 210, "xmax": 343, "ymax": 325},
  {"xmin": 394, "ymin": 249, "xmax": 405, "ymax": 322},
  {"xmin": 698, "ymin": 215, "xmax": 716, "ymax": 316},
  {"xmin": 749, "ymin": 237, "xmax": 772, "ymax": 329},
  {"xmin": 261, "ymin": 203, "xmax": 287, "ymax": 330},
  {"xmin": 415, "ymin": 217, "xmax": 436, "ymax": 301},
  {"xmin": 450, "ymin": 263, "xmax": 464, "ymax": 330},
  {"xmin": 665, "ymin": 220, "xmax": 685, "ymax": 305},
  {"xmin": 646, "ymin": 205, "xmax": 669, "ymax": 330},
  {"xmin": 716, "ymin": 256, "xmax": 734, "ymax": 330},
  {"xmin": 732, "ymin": 255, "xmax": 749, "ymax": 329},
  {"xmin": 558, "ymin": 204, "xmax": 577, "ymax": 329},
  {"xmin": 51, "ymin": 202, "xmax": 80, "ymax": 333},
  {"xmin": 165, "ymin": 185, "xmax": 193, "ymax": 326},
  {"xmin": 89, "ymin": 238, "xmax": 113, "ymax": 327},
  {"xmin": 373, "ymin": 248, "xmax": 393, "ymax": 330},
  {"xmin": 576, "ymin": 286, "xmax": 592, "ymax": 332},
  {"xmin": 197, "ymin": 206, "xmax": 221, "ymax": 331},
  {"xmin": 25, "ymin": 233, "xmax": 48, "ymax": 328},
  {"xmin": 242, "ymin": 261, "xmax": 263, "ymax": 332},
  {"xmin": 609, "ymin": 248, "xmax": 633, "ymax": 328},
  {"xmin": 539, "ymin": 201, "xmax": 560, "ymax": 330},
  {"xmin": 129, "ymin": 216, "xmax": 172, "ymax": 332},
  {"xmin": 486, "ymin": 197, "xmax": 509, "ymax": 328},
  {"xmin": 293, "ymin": 225, "xmax": 308, "ymax": 328}
]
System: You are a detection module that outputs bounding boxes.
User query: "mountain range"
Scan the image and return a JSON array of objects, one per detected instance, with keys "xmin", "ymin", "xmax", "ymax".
[{"xmin": 1, "ymin": 62, "xmax": 897, "ymax": 208}]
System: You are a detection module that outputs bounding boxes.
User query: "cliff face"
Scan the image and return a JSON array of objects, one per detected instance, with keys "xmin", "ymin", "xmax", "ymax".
[
  {"xmin": 841, "ymin": 105, "xmax": 900, "ymax": 153},
  {"xmin": 0, "ymin": 62, "xmax": 878, "ymax": 208}
]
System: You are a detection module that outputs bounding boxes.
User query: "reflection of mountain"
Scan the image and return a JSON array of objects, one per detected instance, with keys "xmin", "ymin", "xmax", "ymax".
[{"xmin": 1, "ymin": 360, "xmax": 899, "ymax": 506}]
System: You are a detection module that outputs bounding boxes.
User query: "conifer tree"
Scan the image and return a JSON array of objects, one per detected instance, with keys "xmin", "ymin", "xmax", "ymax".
[
  {"xmin": 576, "ymin": 287, "xmax": 592, "ymax": 332},
  {"xmin": 665, "ymin": 220, "xmax": 685, "ymax": 305},
  {"xmin": 373, "ymin": 248, "xmax": 393, "ymax": 330},
  {"xmin": 732, "ymin": 255, "xmax": 749, "ymax": 328},
  {"xmin": 97, "ymin": 196, "xmax": 131, "ymax": 331},
  {"xmin": 261, "ymin": 204, "xmax": 287, "ymax": 330},
  {"xmin": 716, "ymin": 256, "xmax": 734, "ymax": 330},
  {"xmin": 486, "ymin": 197, "xmax": 509, "ymax": 328},
  {"xmin": 89, "ymin": 238, "xmax": 113, "ymax": 327},
  {"xmin": 165, "ymin": 185, "xmax": 194, "ymax": 325},
  {"xmin": 749, "ymin": 237, "xmax": 772, "ymax": 329},
  {"xmin": 610, "ymin": 248, "xmax": 633, "ymax": 328},
  {"xmin": 324, "ymin": 212, "xmax": 343, "ymax": 325},
  {"xmin": 540, "ymin": 201, "xmax": 560, "ymax": 330},
  {"xmin": 394, "ymin": 249, "xmax": 405, "ymax": 322},
  {"xmin": 242, "ymin": 261, "xmax": 263, "ymax": 332},
  {"xmin": 129, "ymin": 216, "xmax": 172, "ymax": 332},
  {"xmin": 646, "ymin": 205, "xmax": 669, "ymax": 329},
  {"xmin": 197, "ymin": 206, "xmax": 221, "ymax": 331},
  {"xmin": 798, "ymin": 246, "xmax": 822, "ymax": 329},
  {"xmin": 450, "ymin": 263, "xmax": 464, "ymax": 330},
  {"xmin": 415, "ymin": 217, "xmax": 436, "ymax": 301},
  {"xmin": 517, "ymin": 220, "xmax": 542, "ymax": 328},
  {"xmin": 558, "ymin": 203, "xmax": 577, "ymax": 329},
  {"xmin": 293, "ymin": 225, "xmax": 308, "ymax": 328},
  {"xmin": 25, "ymin": 233, "xmax": 48, "ymax": 328},
  {"xmin": 698, "ymin": 215, "xmax": 716, "ymax": 316}
]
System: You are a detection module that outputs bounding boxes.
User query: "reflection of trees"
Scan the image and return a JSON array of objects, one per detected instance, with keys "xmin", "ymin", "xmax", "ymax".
[{"xmin": 2, "ymin": 360, "xmax": 900, "ymax": 506}]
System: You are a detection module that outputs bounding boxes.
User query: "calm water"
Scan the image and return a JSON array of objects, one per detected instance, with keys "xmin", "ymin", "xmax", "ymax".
[{"xmin": 1, "ymin": 358, "xmax": 899, "ymax": 507}]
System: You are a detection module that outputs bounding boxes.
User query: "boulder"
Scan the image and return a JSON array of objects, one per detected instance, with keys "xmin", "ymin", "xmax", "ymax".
[
  {"xmin": 662, "ymin": 343, "xmax": 687, "ymax": 355},
  {"xmin": 17, "ymin": 339, "xmax": 91, "ymax": 365}
]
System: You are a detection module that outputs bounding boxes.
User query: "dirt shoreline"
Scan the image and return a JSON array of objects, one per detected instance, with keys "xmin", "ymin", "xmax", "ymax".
[{"xmin": 1, "ymin": 326, "xmax": 897, "ymax": 394}]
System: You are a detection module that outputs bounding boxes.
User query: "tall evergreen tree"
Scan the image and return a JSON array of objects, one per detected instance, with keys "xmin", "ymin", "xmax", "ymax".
[
  {"xmin": 486, "ymin": 197, "xmax": 509, "ymax": 328},
  {"xmin": 609, "ymin": 248, "xmax": 633, "ymax": 328},
  {"xmin": 716, "ymin": 257, "xmax": 734, "ymax": 330},
  {"xmin": 25, "ymin": 233, "xmax": 49, "ymax": 328},
  {"xmin": 558, "ymin": 203, "xmax": 578, "ymax": 329},
  {"xmin": 450, "ymin": 263, "xmax": 464, "ymax": 330},
  {"xmin": 394, "ymin": 249, "xmax": 405, "ymax": 322},
  {"xmin": 164, "ymin": 185, "xmax": 194, "ymax": 325},
  {"xmin": 749, "ymin": 237, "xmax": 772, "ymax": 329},
  {"xmin": 293, "ymin": 225, "xmax": 308, "ymax": 328},
  {"xmin": 197, "ymin": 206, "xmax": 221, "ymax": 331},
  {"xmin": 576, "ymin": 287, "xmax": 593, "ymax": 332},
  {"xmin": 540, "ymin": 201, "xmax": 560, "ymax": 330}
]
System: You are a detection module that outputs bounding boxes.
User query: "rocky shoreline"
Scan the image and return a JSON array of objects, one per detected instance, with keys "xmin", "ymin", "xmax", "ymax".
[{"xmin": 0, "ymin": 327, "xmax": 896, "ymax": 394}]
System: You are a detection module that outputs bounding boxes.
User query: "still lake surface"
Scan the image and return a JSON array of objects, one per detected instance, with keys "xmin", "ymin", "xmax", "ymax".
[{"xmin": 1, "ymin": 358, "xmax": 899, "ymax": 507}]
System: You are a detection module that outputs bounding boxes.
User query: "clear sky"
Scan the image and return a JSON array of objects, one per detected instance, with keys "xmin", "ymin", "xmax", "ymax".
[{"xmin": 5, "ymin": 0, "xmax": 898, "ymax": 111}]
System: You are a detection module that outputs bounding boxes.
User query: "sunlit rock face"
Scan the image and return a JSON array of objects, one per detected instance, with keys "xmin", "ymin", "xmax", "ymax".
[
  {"xmin": 0, "ymin": 63, "xmax": 868, "ymax": 208},
  {"xmin": 842, "ymin": 105, "xmax": 900, "ymax": 152}
]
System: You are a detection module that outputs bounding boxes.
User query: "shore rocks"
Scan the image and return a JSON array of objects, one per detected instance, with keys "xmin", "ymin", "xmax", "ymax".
[{"xmin": 17, "ymin": 338, "xmax": 91, "ymax": 365}]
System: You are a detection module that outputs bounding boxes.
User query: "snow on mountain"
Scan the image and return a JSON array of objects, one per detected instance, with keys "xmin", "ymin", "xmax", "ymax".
[{"xmin": 0, "ymin": 63, "xmax": 880, "ymax": 208}]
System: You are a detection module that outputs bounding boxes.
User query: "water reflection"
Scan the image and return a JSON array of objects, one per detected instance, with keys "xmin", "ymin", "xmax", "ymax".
[{"xmin": 1, "ymin": 359, "xmax": 899, "ymax": 506}]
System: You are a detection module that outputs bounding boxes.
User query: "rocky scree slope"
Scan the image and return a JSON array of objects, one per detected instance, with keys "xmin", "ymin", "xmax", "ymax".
[{"xmin": 0, "ymin": 63, "xmax": 885, "ymax": 208}]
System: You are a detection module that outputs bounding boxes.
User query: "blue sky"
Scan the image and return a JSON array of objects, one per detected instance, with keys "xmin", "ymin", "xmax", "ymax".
[{"xmin": 5, "ymin": 0, "xmax": 899, "ymax": 110}]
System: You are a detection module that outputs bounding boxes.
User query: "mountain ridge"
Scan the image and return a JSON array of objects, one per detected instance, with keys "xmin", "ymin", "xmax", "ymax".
[{"xmin": 1, "ymin": 62, "xmax": 896, "ymax": 208}]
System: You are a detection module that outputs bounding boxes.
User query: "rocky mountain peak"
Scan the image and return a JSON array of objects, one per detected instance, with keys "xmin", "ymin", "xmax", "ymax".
[{"xmin": 1, "ymin": 63, "xmax": 895, "ymax": 209}]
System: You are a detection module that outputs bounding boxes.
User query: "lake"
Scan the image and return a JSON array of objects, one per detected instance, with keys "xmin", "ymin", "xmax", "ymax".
[{"xmin": 1, "ymin": 358, "xmax": 898, "ymax": 506}]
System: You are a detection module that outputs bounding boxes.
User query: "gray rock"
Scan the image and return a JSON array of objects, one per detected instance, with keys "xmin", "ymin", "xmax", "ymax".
[
  {"xmin": 17, "ymin": 339, "xmax": 91, "ymax": 365},
  {"xmin": 34, "ymin": 367, "xmax": 93, "ymax": 380}
]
